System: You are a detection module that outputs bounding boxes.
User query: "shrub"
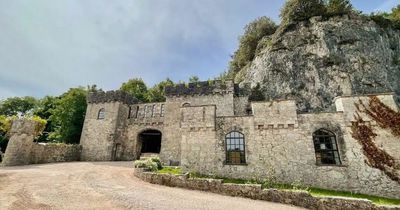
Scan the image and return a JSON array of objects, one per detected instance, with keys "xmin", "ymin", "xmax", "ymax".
[
  {"xmin": 133, "ymin": 157, "xmax": 162, "ymax": 172},
  {"xmin": 228, "ymin": 17, "xmax": 277, "ymax": 77},
  {"xmin": 280, "ymin": 0, "xmax": 326, "ymax": 24},
  {"xmin": 325, "ymin": 0, "xmax": 353, "ymax": 16}
]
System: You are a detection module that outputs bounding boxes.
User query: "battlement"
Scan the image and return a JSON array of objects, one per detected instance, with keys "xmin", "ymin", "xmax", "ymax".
[
  {"xmin": 165, "ymin": 80, "xmax": 238, "ymax": 97},
  {"xmin": 87, "ymin": 90, "xmax": 139, "ymax": 105}
]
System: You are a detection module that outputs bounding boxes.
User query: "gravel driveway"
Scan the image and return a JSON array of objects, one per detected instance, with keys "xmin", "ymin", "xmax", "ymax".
[{"xmin": 0, "ymin": 162, "xmax": 304, "ymax": 210}]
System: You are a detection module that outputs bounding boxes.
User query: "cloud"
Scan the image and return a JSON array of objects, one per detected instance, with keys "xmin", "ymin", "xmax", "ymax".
[
  {"xmin": 375, "ymin": 0, "xmax": 398, "ymax": 12},
  {"xmin": 0, "ymin": 0, "xmax": 284, "ymax": 100}
]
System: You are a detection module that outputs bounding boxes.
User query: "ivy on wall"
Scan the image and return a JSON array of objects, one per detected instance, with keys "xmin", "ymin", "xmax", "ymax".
[
  {"xmin": 360, "ymin": 96, "xmax": 400, "ymax": 137},
  {"xmin": 351, "ymin": 96, "xmax": 400, "ymax": 184}
]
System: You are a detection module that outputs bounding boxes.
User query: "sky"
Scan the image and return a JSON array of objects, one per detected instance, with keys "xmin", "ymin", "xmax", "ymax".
[{"xmin": 0, "ymin": 0, "xmax": 398, "ymax": 99}]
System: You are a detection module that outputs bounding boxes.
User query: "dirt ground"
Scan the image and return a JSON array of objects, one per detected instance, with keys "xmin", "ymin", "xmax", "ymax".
[{"xmin": 0, "ymin": 162, "xmax": 305, "ymax": 210}]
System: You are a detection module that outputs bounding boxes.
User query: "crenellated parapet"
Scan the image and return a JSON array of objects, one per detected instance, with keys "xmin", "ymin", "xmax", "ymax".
[
  {"xmin": 165, "ymin": 80, "xmax": 238, "ymax": 96},
  {"xmin": 87, "ymin": 90, "xmax": 139, "ymax": 105}
]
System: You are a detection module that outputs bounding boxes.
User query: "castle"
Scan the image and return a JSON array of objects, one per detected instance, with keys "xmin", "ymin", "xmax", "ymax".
[{"xmin": 79, "ymin": 80, "xmax": 400, "ymax": 199}]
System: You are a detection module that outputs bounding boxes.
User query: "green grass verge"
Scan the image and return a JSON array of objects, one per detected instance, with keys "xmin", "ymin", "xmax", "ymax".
[
  {"xmin": 188, "ymin": 173, "xmax": 400, "ymax": 206},
  {"xmin": 308, "ymin": 187, "xmax": 400, "ymax": 206},
  {"xmin": 157, "ymin": 167, "xmax": 182, "ymax": 175}
]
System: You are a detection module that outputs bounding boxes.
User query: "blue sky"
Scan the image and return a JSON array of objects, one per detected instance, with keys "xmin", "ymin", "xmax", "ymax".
[{"xmin": 0, "ymin": 0, "xmax": 398, "ymax": 99}]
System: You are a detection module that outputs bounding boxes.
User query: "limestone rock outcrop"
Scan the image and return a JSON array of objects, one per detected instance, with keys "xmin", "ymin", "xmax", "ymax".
[{"xmin": 241, "ymin": 15, "xmax": 400, "ymax": 112}]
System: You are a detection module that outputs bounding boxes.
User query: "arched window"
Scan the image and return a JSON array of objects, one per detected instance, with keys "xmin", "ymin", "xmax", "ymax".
[
  {"xmin": 225, "ymin": 131, "xmax": 246, "ymax": 165},
  {"xmin": 313, "ymin": 129, "xmax": 341, "ymax": 165},
  {"xmin": 98, "ymin": 108, "xmax": 105, "ymax": 119}
]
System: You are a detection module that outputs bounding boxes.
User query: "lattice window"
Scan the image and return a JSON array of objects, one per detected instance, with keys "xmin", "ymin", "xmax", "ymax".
[
  {"xmin": 97, "ymin": 108, "xmax": 105, "ymax": 120},
  {"xmin": 313, "ymin": 129, "xmax": 341, "ymax": 165},
  {"xmin": 225, "ymin": 131, "xmax": 246, "ymax": 165}
]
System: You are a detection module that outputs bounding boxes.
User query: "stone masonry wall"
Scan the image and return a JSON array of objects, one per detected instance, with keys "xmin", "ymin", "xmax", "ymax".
[
  {"xmin": 134, "ymin": 169, "xmax": 400, "ymax": 210},
  {"xmin": 2, "ymin": 120, "xmax": 37, "ymax": 166},
  {"xmin": 2, "ymin": 120, "xmax": 81, "ymax": 166},
  {"xmin": 180, "ymin": 97, "xmax": 400, "ymax": 199},
  {"xmin": 30, "ymin": 144, "xmax": 81, "ymax": 164},
  {"xmin": 80, "ymin": 102, "xmax": 124, "ymax": 161}
]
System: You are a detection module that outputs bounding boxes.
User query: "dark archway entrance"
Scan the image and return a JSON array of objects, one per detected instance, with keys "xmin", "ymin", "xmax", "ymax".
[{"xmin": 139, "ymin": 130, "xmax": 162, "ymax": 154}]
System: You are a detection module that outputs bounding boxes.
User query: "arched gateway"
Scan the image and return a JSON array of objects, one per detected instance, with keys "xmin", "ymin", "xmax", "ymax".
[{"xmin": 137, "ymin": 129, "xmax": 162, "ymax": 157}]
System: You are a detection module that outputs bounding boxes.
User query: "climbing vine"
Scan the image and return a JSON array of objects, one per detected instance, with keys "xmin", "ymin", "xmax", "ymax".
[
  {"xmin": 351, "ymin": 96, "xmax": 400, "ymax": 184},
  {"xmin": 360, "ymin": 96, "xmax": 400, "ymax": 137}
]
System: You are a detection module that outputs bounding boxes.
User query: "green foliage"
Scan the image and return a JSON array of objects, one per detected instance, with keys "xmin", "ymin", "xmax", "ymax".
[
  {"xmin": 0, "ymin": 115, "xmax": 12, "ymax": 135},
  {"xmin": 189, "ymin": 76, "xmax": 200, "ymax": 83},
  {"xmin": 308, "ymin": 187, "xmax": 400, "ymax": 206},
  {"xmin": 228, "ymin": 16, "xmax": 277, "ymax": 77},
  {"xmin": 33, "ymin": 96, "xmax": 58, "ymax": 142},
  {"xmin": 156, "ymin": 167, "xmax": 182, "ymax": 175},
  {"xmin": 146, "ymin": 78, "xmax": 174, "ymax": 102},
  {"xmin": 370, "ymin": 5, "xmax": 400, "ymax": 30},
  {"xmin": 120, "ymin": 78, "xmax": 148, "ymax": 102},
  {"xmin": 29, "ymin": 116, "xmax": 47, "ymax": 137},
  {"xmin": 0, "ymin": 96, "xmax": 37, "ymax": 116},
  {"xmin": 0, "ymin": 115, "xmax": 11, "ymax": 153},
  {"xmin": 248, "ymin": 83, "xmax": 265, "ymax": 101},
  {"xmin": 280, "ymin": 0, "xmax": 326, "ymax": 24},
  {"xmin": 49, "ymin": 88, "xmax": 87, "ymax": 144},
  {"xmin": 133, "ymin": 157, "xmax": 162, "ymax": 172},
  {"xmin": 325, "ymin": 0, "xmax": 353, "ymax": 16}
]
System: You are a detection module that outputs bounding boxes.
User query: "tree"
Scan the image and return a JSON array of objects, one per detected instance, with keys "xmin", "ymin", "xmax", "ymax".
[
  {"xmin": 146, "ymin": 78, "xmax": 174, "ymax": 102},
  {"xmin": 49, "ymin": 88, "xmax": 87, "ymax": 144},
  {"xmin": 33, "ymin": 96, "xmax": 58, "ymax": 142},
  {"xmin": 189, "ymin": 76, "xmax": 200, "ymax": 83},
  {"xmin": 0, "ymin": 115, "xmax": 12, "ymax": 153},
  {"xmin": 228, "ymin": 16, "xmax": 278, "ymax": 76},
  {"xmin": 0, "ymin": 96, "xmax": 37, "ymax": 116},
  {"xmin": 120, "ymin": 78, "xmax": 148, "ymax": 102},
  {"xmin": 325, "ymin": 0, "xmax": 353, "ymax": 16},
  {"xmin": 280, "ymin": 0, "xmax": 326, "ymax": 24}
]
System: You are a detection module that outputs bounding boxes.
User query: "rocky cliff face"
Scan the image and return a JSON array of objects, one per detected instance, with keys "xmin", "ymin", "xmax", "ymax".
[{"xmin": 241, "ymin": 15, "xmax": 400, "ymax": 112}]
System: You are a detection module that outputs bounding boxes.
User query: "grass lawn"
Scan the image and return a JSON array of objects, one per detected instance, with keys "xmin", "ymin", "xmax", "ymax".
[{"xmin": 157, "ymin": 167, "xmax": 182, "ymax": 175}]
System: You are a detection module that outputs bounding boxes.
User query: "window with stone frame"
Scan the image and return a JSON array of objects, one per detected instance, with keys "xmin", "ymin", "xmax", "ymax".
[
  {"xmin": 225, "ymin": 131, "xmax": 246, "ymax": 165},
  {"xmin": 313, "ymin": 129, "xmax": 342, "ymax": 165},
  {"xmin": 97, "ymin": 108, "xmax": 105, "ymax": 120}
]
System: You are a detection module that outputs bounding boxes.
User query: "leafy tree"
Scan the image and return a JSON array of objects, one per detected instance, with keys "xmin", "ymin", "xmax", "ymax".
[
  {"xmin": 388, "ymin": 4, "xmax": 400, "ymax": 29},
  {"xmin": 0, "ymin": 115, "xmax": 11, "ymax": 153},
  {"xmin": 228, "ymin": 16, "xmax": 277, "ymax": 77},
  {"xmin": 325, "ymin": 0, "xmax": 353, "ymax": 16},
  {"xmin": 280, "ymin": 0, "xmax": 326, "ymax": 24},
  {"xmin": 146, "ymin": 78, "xmax": 174, "ymax": 102},
  {"xmin": 0, "ymin": 96, "xmax": 37, "ymax": 116},
  {"xmin": 120, "ymin": 78, "xmax": 148, "ymax": 102},
  {"xmin": 33, "ymin": 96, "xmax": 58, "ymax": 142},
  {"xmin": 189, "ymin": 76, "xmax": 200, "ymax": 83},
  {"xmin": 49, "ymin": 88, "xmax": 87, "ymax": 144}
]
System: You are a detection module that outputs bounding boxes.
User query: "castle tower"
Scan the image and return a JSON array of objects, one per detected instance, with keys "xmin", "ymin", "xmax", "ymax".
[
  {"xmin": 80, "ymin": 91, "xmax": 137, "ymax": 161},
  {"xmin": 2, "ymin": 119, "xmax": 38, "ymax": 166}
]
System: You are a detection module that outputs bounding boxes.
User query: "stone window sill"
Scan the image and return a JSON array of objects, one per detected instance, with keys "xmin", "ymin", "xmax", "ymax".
[{"xmin": 224, "ymin": 163, "xmax": 248, "ymax": 166}]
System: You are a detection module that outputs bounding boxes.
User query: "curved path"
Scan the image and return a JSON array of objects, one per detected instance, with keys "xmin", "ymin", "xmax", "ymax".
[{"xmin": 0, "ymin": 162, "xmax": 304, "ymax": 210}]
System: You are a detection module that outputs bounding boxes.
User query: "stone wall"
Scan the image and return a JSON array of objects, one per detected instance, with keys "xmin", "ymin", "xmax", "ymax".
[
  {"xmin": 2, "ymin": 119, "xmax": 81, "ymax": 166},
  {"xmin": 80, "ymin": 101, "xmax": 128, "ymax": 161},
  {"xmin": 2, "ymin": 120, "xmax": 37, "ymax": 166},
  {"xmin": 179, "ymin": 97, "xmax": 400, "ymax": 199},
  {"xmin": 30, "ymin": 144, "xmax": 81, "ymax": 164},
  {"xmin": 134, "ymin": 169, "xmax": 400, "ymax": 210}
]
